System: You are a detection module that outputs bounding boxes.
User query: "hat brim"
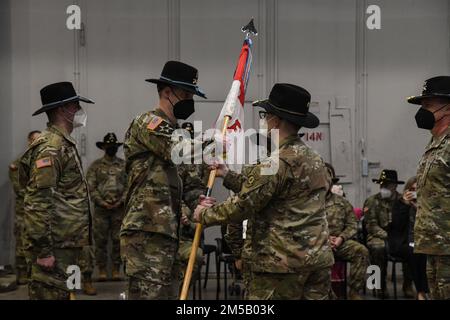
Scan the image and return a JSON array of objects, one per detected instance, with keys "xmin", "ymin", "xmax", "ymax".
[
  {"xmin": 407, "ymin": 93, "xmax": 450, "ymax": 105},
  {"xmin": 33, "ymin": 95, "xmax": 95, "ymax": 116},
  {"xmin": 372, "ymin": 179, "xmax": 405, "ymax": 185},
  {"xmin": 96, "ymin": 142, "xmax": 123, "ymax": 149},
  {"xmin": 146, "ymin": 78, "xmax": 207, "ymax": 99},
  {"xmin": 253, "ymin": 100, "xmax": 320, "ymax": 129}
]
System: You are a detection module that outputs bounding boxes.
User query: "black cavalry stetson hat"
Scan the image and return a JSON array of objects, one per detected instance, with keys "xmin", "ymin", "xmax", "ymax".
[
  {"xmin": 146, "ymin": 61, "xmax": 206, "ymax": 98},
  {"xmin": 253, "ymin": 83, "xmax": 319, "ymax": 128},
  {"xmin": 33, "ymin": 82, "xmax": 94, "ymax": 116},
  {"xmin": 96, "ymin": 132, "xmax": 123, "ymax": 149},
  {"xmin": 407, "ymin": 76, "xmax": 450, "ymax": 105},
  {"xmin": 372, "ymin": 169, "xmax": 404, "ymax": 185}
]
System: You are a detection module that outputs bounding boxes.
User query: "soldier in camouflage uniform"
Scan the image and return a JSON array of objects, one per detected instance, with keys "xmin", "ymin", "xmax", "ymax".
[
  {"xmin": 19, "ymin": 82, "xmax": 94, "ymax": 300},
  {"xmin": 87, "ymin": 133, "xmax": 126, "ymax": 282},
  {"xmin": 364, "ymin": 169, "xmax": 414, "ymax": 298},
  {"xmin": 8, "ymin": 130, "xmax": 41, "ymax": 285},
  {"xmin": 407, "ymin": 76, "xmax": 450, "ymax": 300},
  {"xmin": 194, "ymin": 84, "xmax": 334, "ymax": 300},
  {"xmin": 324, "ymin": 163, "xmax": 369, "ymax": 300},
  {"xmin": 120, "ymin": 61, "xmax": 208, "ymax": 299}
]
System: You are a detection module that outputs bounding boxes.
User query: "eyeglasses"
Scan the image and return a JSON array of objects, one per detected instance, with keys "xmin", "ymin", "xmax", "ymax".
[{"xmin": 259, "ymin": 111, "xmax": 267, "ymax": 119}]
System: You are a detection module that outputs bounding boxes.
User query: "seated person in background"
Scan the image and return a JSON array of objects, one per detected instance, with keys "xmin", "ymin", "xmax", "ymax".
[
  {"xmin": 364, "ymin": 169, "xmax": 414, "ymax": 298},
  {"xmin": 390, "ymin": 176, "xmax": 429, "ymax": 300},
  {"xmin": 324, "ymin": 163, "xmax": 369, "ymax": 300}
]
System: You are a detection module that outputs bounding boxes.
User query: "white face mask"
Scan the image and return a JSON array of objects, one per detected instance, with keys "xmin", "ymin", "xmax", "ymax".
[
  {"xmin": 380, "ymin": 188, "xmax": 392, "ymax": 199},
  {"xmin": 73, "ymin": 108, "xmax": 87, "ymax": 128},
  {"xmin": 331, "ymin": 184, "xmax": 344, "ymax": 197}
]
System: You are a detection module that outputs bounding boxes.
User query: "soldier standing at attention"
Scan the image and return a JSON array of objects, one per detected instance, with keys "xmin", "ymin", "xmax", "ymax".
[
  {"xmin": 120, "ymin": 61, "xmax": 210, "ymax": 300},
  {"xmin": 407, "ymin": 76, "xmax": 450, "ymax": 300},
  {"xmin": 87, "ymin": 133, "xmax": 126, "ymax": 282},
  {"xmin": 9, "ymin": 130, "xmax": 41, "ymax": 285},
  {"xmin": 324, "ymin": 163, "xmax": 369, "ymax": 300},
  {"xmin": 20, "ymin": 82, "xmax": 94, "ymax": 300},
  {"xmin": 193, "ymin": 83, "xmax": 334, "ymax": 300}
]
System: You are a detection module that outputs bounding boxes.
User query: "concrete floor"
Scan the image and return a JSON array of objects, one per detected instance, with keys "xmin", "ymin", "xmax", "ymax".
[{"xmin": 0, "ymin": 275, "xmax": 414, "ymax": 300}]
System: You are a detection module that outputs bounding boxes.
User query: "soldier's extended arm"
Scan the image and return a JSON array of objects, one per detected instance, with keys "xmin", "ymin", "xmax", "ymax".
[
  {"xmin": 223, "ymin": 171, "xmax": 247, "ymax": 193},
  {"xmin": 339, "ymin": 199, "xmax": 357, "ymax": 241},
  {"xmin": 364, "ymin": 199, "xmax": 388, "ymax": 239},
  {"xmin": 24, "ymin": 148, "xmax": 61, "ymax": 258},
  {"xmin": 200, "ymin": 164, "xmax": 281, "ymax": 226},
  {"xmin": 86, "ymin": 162, "xmax": 106, "ymax": 207}
]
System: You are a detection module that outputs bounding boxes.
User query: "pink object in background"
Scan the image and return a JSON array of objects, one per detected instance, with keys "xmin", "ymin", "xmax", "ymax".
[{"xmin": 353, "ymin": 207, "xmax": 363, "ymax": 220}]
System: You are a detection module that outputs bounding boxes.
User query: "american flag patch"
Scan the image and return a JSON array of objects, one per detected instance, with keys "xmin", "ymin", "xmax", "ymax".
[
  {"xmin": 36, "ymin": 157, "xmax": 52, "ymax": 169},
  {"xmin": 147, "ymin": 116, "xmax": 164, "ymax": 131}
]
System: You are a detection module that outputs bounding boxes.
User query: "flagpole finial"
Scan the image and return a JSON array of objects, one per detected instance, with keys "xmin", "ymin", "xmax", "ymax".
[{"xmin": 242, "ymin": 18, "xmax": 258, "ymax": 38}]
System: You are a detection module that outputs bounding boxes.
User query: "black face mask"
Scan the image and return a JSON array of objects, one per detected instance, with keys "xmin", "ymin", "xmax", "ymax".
[
  {"xmin": 172, "ymin": 99, "xmax": 195, "ymax": 120},
  {"xmin": 415, "ymin": 104, "xmax": 448, "ymax": 130},
  {"xmin": 169, "ymin": 89, "xmax": 195, "ymax": 120},
  {"xmin": 105, "ymin": 146, "xmax": 118, "ymax": 157}
]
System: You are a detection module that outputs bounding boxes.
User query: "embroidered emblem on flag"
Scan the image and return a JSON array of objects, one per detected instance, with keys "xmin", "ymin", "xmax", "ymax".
[{"xmin": 36, "ymin": 157, "xmax": 52, "ymax": 169}]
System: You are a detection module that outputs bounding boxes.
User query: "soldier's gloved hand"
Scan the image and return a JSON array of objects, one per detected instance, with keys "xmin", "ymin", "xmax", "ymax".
[
  {"xmin": 37, "ymin": 255, "xmax": 55, "ymax": 269},
  {"xmin": 199, "ymin": 195, "xmax": 216, "ymax": 207}
]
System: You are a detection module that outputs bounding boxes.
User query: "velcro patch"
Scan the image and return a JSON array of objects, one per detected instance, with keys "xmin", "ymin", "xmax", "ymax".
[
  {"xmin": 36, "ymin": 157, "xmax": 52, "ymax": 169},
  {"xmin": 147, "ymin": 116, "xmax": 164, "ymax": 131}
]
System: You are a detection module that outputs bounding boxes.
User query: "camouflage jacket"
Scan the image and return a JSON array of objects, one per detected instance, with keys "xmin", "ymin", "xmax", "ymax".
[
  {"xmin": 9, "ymin": 157, "xmax": 25, "ymax": 233},
  {"xmin": 19, "ymin": 124, "xmax": 92, "ymax": 258},
  {"xmin": 324, "ymin": 193, "xmax": 357, "ymax": 241},
  {"xmin": 201, "ymin": 134, "xmax": 334, "ymax": 273},
  {"xmin": 86, "ymin": 155, "xmax": 127, "ymax": 208},
  {"xmin": 121, "ymin": 108, "xmax": 205, "ymax": 240},
  {"xmin": 363, "ymin": 191, "xmax": 401, "ymax": 242},
  {"xmin": 415, "ymin": 126, "xmax": 450, "ymax": 255}
]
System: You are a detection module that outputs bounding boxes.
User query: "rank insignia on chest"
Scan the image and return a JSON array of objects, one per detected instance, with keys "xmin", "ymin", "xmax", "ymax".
[{"xmin": 36, "ymin": 157, "xmax": 52, "ymax": 169}]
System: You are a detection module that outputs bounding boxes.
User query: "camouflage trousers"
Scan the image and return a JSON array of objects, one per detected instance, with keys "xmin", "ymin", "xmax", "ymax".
[
  {"xmin": 177, "ymin": 239, "xmax": 203, "ymax": 285},
  {"xmin": 94, "ymin": 206, "xmax": 124, "ymax": 268},
  {"xmin": 121, "ymin": 231, "xmax": 179, "ymax": 300},
  {"xmin": 247, "ymin": 268, "xmax": 331, "ymax": 300},
  {"xmin": 14, "ymin": 225, "xmax": 29, "ymax": 282},
  {"xmin": 333, "ymin": 239, "xmax": 369, "ymax": 292},
  {"xmin": 79, "ymin": 246, "xmax": 95, "ymax": 279},
  {"xmin": 427, "ymin": 255, "xmax": 450, "ymax": 300},
  {"xmin": 28, "ymin": 248, "xmax": 82, "ymax": 300},
  {"xmin": 368, "ymin": 238, "xmax": 414, "ymax": 293}
]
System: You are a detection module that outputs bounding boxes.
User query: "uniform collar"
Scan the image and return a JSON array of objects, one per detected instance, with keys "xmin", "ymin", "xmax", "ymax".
[
  {"xmin": 47, "ymin": 123, "xmax": 77, "ymax": 146},
  {"xmin": 279, "ymin": 134, "xmax": 301, "ymax": 149},
  {"xmin": 102, "ymin": 155, "xmax": 119, "ymax": 163},
  {"xmin": 427, "ymin": 124, "xmax": 450, "ymax": 151}
]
